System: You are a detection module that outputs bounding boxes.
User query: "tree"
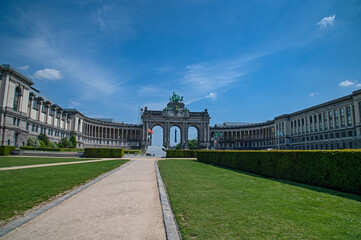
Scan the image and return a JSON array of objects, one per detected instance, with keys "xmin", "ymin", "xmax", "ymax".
[
  {"xmin": 38, "ymin": 133, "xmax": 51, "ymax": 147},
  {"xmin": 58, "ymin": 137, "xmax": 72, "ymax": 148},
  {"xmin": 69, "ymin": 135, "xmax": 77, "ymax": 148},
  {"xmin": 27, "ymin": 136, "xmax": 37, "ymax": 146},
  {"xmin": 174, "ymin": 139, "xmax": 198, "ymax": 150},
  {"xmin": 188, "ymin": 139, "xmax": 198, "ymax": 150}
]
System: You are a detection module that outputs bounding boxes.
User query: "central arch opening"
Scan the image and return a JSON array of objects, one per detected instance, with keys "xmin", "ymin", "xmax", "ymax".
[
  {"xmin": 170, "ymin": 126, "xmax": 181, "ymax": 149},
  {"xmin": 188, "ymin": 126, "xmax": 198, "ymax": 149},
  {"xmin": 151, "ymin": 126, "xmax": 163, "ymax": 146}
]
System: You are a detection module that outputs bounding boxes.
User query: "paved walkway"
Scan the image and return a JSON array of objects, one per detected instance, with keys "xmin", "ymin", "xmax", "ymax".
[{"xmin": 1, "ymin": 159, "xmax": 166, "ymax": 240}]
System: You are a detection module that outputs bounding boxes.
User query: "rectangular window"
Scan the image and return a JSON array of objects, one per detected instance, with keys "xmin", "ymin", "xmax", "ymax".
[
  {"xmin": 329, "ymin": 111, "xmax": 333, "ymax": 129},
  {"xmin": 319, "ymin": 114, "xmax": 322, "ymax": 131},
  {"xmin": 314, "ymin": 115, "xmax": 318, "ymax": 132},
  {"xmin": 334, "ymin": 109, "xmax": 339, "ymax": 128},
  {"xmin": 346, "ymin": 106, "xmax": 352, "ymax": 126},
  {"xmin": 33, "ymin": 101, "xmax": 37, "ymax": 109},
  {"xmin": 42, "ymin": 104, "xmax": 46, "ymax": 113},
  {"xmin": 13, "ymin": 118, "xmax": 16, "ymax": 125},
  {"xmin": 35, "ymin": 126, "xmax": 38, "ymax": 132},
  {"xmin": 26, "ymin": 123, "xmax": 29, "ymax": 130},
  {"xmin": 291, "ymin": 122, "xmax": 294, "ymax": 136},
  {"xmin": 302, "ymin": 118, "xmax": 305, "ymax": 134},
  {"xmin": 340, "ymin": 108, "xmax": 345, "ymax": 127},
  {"xmin": 31, "ymin": 125, "xmax": 34, "ymax": 132},
  {"xmin": 323, "ymin": 112, "xmax": 328, "ymax": 130},
  {"xmin": 306, "ymin": 118, "xmax": 309, "ymax": 133},
  {"xmin": 17, "ymin": 119, "xmax": 20, "ymax": 126},
  {"xmin": 310, "ymin": 116, "xmax": 313, "ymax": 133},
  {"xmin": 298, "ymin": 119, "xmax": 301, "ymax": 134}
]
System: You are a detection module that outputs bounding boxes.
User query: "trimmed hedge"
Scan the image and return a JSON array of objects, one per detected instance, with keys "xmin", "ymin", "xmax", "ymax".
[
  {"xmin": 166, "ymin": 150, "xmax": 197, "ymax": 158},
  {"xmin": 197, "ymin": 150, "xmax": 361, "ymax": 195},
  {"xmin": 20, "ymin": 146, "xmax": 61, "ymax": 151},
  {"xmin": 20, "ymin": 146, "xmax": 83, "ymax": 152},
  {"xmin": 124, "ymin": 150, "xmax": 141, "ymax": 155},
  {"xmin": 84, "ymin": 148, "xmax": 124, "ymax": 158},
  {"xmin": 0, "ymin": 146, "xmax": 16, "ymax": 155}
]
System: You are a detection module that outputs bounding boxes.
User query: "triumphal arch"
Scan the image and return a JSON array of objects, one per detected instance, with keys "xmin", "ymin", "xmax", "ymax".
[{"xmin": 141, "ymin": 93, "xmax": 210, "ymax": 149}]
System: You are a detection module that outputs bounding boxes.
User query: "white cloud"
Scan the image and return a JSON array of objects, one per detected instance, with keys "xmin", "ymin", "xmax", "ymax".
[
  {"xmin": 317, "ymin": 14, "xmax": 336, "ymax": 28},
  {"xmin": 339, "ymin": 80, "xmax": 355, "ymax": 87},
  {"xmin": 356, "ymin": 84, "xmax": 361, "ymax": 88},
  {"xmin": 309, "ymin": 92, "xmax": 318, "ymax": 97},
  {"xmin": 18, "ymin": 65, "xmax": 29, "ymax": 70},
  {"xmin": 33, "ymin": 68, "xmax": 62, "ymax": 80},
  {"xmin": 205, "ymin": 92, "xmax": 217, "ymax": 99}
]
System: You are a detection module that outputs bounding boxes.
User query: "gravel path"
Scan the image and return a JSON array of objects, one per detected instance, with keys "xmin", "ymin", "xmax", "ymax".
[{"xmin": 1, "ymin": 159, "xmax": 166, "ymax": 240}]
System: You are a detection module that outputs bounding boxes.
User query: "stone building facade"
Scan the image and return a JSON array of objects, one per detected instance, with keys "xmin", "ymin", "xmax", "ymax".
[
  {"xmin": 0, "ymin": 64, "xmax": 142, "ymax": 149},
  {"xmin": 211, "ymin": 90, "xmax": 361, "ymax": 150},
  {"xmin": 2, "ymin": 63, "xmax": 361, "ymax": 150}
]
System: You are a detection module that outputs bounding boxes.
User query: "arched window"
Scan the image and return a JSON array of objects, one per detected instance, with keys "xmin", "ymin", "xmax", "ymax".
[{"xmin": 13, "ymin": 87, "xmax": 21, "ymax": 111}]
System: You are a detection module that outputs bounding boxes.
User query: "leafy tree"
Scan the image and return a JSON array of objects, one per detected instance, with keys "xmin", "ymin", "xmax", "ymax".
[
  {"xmin": 38, "ymin": 133, "xmax": 51, "ymax": 147},
  {"xmin": 70, "ymin": 135, "xmax": 77, "ymax": 148},
  {"xmin": 58, "ymin": 137, "xmax": 72, "ymax": 148},
  {"xmin": 27, "ymin": 136, "xmax": 37, "ymax": 146},
  {"xmin": 175, "ymin": 139, "xmax": 198, "ymax": 150},
  {"xmin": 188, "ymin": 139, "xmax": 198, "ymax": 150}
]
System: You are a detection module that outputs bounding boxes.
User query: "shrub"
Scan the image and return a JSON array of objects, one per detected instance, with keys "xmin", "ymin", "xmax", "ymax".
[
  {"xmin": 84, "ymin": 148, "xmax": 124, "ymax": 158},
  {"xmin": 20, "ymin": 146, "xmax": 61, "ymax": 151},
  {"xmin": 0, "ymin": 146, "xmax": 16, "ymax": 155},
  {"xmin": 197, "ymin": 150, "xmax": 361, "ymax": 195},
  {"xmin": 124, "ymin": 150, "xmax": 141, "ymax": 155},
  {"xmin": 166, "ymin": 150, "xmax": 197, "ymax": 158}
]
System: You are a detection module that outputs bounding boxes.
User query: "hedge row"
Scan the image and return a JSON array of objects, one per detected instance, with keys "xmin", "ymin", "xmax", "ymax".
[
  {"xmin": 0, "ymin": 146, "xmax": 16, "ymax": 155},
  {"xmin": 166, "ymin": 150, "xmax": 197, "ymax": 158},
  {"xmin": 19, "ymin": 146, "xmax": 83, "ymax": 152},
  {"xmin": 84, "ymin": 148, "xmax": 124, "ymax": 158},
  {"xmin": 197, "ymin": 150, "xmax": 361, "ymax": 195},
  {"xmin": 124, "ymin": 150, "xmax": 142, "ymax": 155},
  {"xmin": 20, "ymin": 146, "xmax": 61, "ymax": 151}
]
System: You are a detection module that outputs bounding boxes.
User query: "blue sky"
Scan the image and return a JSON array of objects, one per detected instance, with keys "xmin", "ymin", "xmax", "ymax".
[{"xmin": 1, "ymin": 0, "xmax": 361, "ymax": 129}]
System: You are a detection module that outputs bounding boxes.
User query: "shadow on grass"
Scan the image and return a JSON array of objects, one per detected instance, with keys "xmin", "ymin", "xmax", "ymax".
[{"xmin": 192, "ymin": 160, "xmax": 361, "ymax": 203}]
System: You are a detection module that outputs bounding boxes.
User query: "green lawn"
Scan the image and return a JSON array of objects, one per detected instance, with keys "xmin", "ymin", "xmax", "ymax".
[
  {"xmin": 158, "ymin": 160, "xmax": 361, "ymax": 240},
  {"xmin": 0, "ymin": 160, "xmax": 128, "ymax": 224},
  {"xmin": 0, "ymin": 157, "xmax": 97, "ymax": 168}
]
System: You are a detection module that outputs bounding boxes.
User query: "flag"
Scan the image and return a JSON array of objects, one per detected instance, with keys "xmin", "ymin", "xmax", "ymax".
[{"xmin": 147, "ymin": 128, "xmax": 154, "ymax": 134}]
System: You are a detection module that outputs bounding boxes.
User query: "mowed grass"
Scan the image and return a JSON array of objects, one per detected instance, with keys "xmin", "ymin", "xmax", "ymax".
[
  {"xmin": 0, "ymin": 160, "xmax": 128, "ymax": 224},
  {"xmin": 158, "ymin": 160, "xmax": 361, "ymax": 240},
  {"xmin": 0, "ymin": 156, "xmax": 97, "ymax": 168}
]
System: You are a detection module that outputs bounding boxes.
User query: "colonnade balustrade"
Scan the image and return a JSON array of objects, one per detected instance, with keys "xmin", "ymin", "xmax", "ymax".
[{"xmin": 82, "ymin": 123, "xmax": 141, "ymax": 140}]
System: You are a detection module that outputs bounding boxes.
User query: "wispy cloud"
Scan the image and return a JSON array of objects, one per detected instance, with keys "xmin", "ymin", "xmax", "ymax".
[
  {"xmin": 94, "ymin": 4, "xmax": 134, "ymax": 35},
  {"xmin": 7, "ymin": 15, "xmax": 123, "ymax": 98},
  {"xmin": 317, "ymin": 14, "xmax": 336, "ymax": 28},
  {"xmin": 18, "ymin": 65, "xmax": 29, "ymax": 70},
  {"xmin": 186, "ymin": 92, "xmax": 218, "ymax": 104},
  {"xmin": 205, "ymin": 92, "xmax": 217, "ymax": 99},
  {"xmin": 33, "ymin": 68, "xmax": 61, "ymax": 80},
  {"xmin": 339, "ymin": 80, "xmax": 354, "ymax": 87},
  {"xmin": 156, "ymin": 66, "xmax": 174, "ymax": 74},
  {"xmin": 309, "ymin": 92, "xmax": 318, "ymax": 97},
  {"xmin": 137, "ymin": 85, "xmax": 162, "ymax": 96},
  {"xmin": 182, "ymin": 61, "xmax": 246, "ymax": 94}
]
